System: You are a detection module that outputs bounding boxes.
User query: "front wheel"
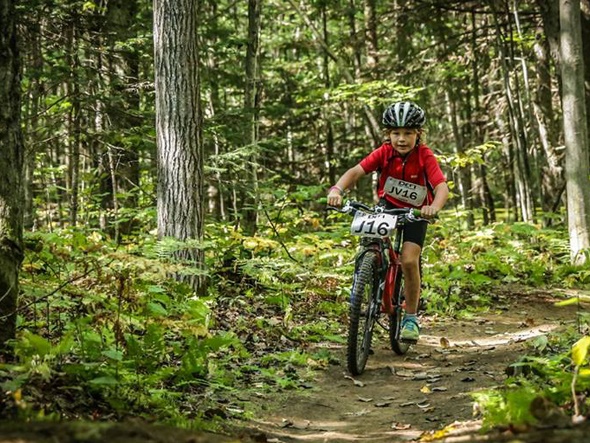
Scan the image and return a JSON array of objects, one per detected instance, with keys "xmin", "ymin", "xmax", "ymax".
[
  {"xmin": 347, "ymin": 251, "xmax": 380, "ymax": 375},
  {"xmin": 389, "ymin": 265, "xmax": 410, "ymax": 355}
]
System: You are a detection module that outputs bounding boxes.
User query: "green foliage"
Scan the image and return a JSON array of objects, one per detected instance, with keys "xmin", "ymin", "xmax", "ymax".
[
  {"xmin": 472, "ymin": 386, "xmax": 539, "ymax": 429},
  {"xmin": 420, "ymin": 218, "xmax": 582, "ymax": 316},
  {"xmin": 5, "ymin": 191, "xmax": 590, "ymax": 427},
  {"xmin": 473, "ymin": 325, "xmax": 590, "ymax": 429}
]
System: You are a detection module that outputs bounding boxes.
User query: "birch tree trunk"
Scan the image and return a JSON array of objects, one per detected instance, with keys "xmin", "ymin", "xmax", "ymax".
[
  {"xmin": 560, "ymin": 0, "xmax": 590, "ymax": 264},
  {"xmin": 154, "ymin": 0, "xmax": 206, "ymax": 293},
  {"xmin": 0, "ymin": 0, "xmax": 24, "ymax": 355}
]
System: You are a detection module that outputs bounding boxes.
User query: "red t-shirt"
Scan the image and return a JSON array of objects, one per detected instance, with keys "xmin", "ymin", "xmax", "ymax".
[{"xmin": 359, "ymin": 142, "xmax": 446, "ymax": 208}]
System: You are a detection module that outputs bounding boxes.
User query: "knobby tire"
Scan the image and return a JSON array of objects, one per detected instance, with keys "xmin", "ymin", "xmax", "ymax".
[{"xmin": 347, "ymin": 251, "xmax": 379, "ymax": 375}]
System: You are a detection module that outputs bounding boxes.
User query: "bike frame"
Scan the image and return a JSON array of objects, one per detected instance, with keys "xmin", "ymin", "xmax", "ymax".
[{"xmin": 356, "ymin": 223, "xmax": 404, "ymax": 317}]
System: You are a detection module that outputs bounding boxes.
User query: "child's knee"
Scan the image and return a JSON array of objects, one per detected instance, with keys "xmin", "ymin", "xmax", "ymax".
[{"xmin": 401, "ymin": 255, "xmax": 420, "ymax": 270}]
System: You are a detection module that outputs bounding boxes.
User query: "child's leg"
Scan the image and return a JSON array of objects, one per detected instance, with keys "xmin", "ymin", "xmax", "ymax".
[{"xmin": 400, "ymin": 242, "xmax": 421, "ymax": 314}]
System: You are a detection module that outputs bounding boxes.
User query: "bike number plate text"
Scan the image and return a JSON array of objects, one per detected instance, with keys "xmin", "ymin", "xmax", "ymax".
[{"xmin": 350, "ymin": 212, "xmax": 397, "ymax": 238}]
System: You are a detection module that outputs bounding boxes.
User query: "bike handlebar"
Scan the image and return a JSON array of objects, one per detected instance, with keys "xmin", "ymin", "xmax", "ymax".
[{"xmin": 327, "ymin": 200, "xmax": 428, "ymax": 220}]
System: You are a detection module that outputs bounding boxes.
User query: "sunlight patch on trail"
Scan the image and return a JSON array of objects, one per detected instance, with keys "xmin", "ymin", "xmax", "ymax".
[{"xmin": 420, "ymin": 323, "xmax": 559, "ymax": 348}]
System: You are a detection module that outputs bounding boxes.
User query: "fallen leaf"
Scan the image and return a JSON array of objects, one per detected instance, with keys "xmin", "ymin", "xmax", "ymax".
[
  {"xmin": 420, "ymin": 385, "xmax": 431, "ymax": 394},
  {"xmin": 412, "ymin": 372, "xmax": 429, "ymax": 380},
  {"xmin": 431, "ymin": 386, "xmax": 448, "ymax": 392},
  {"xmin": 357, "ymin": 396, "xmax": 373, "ymax": 402},
  {"xmin": 375, "ymin": 401, "xmax": 392, "ymax": 408},
  {"xmin": 391, "ymin": 422, "xmax": 412, "ymax": 430},
  {"xmin": 344, "ymin": 375, "xmax": 365, "ymax": 387},
  {"xmin": 440, "ymin": 337, "xmax": 450, "ymax": 348}
]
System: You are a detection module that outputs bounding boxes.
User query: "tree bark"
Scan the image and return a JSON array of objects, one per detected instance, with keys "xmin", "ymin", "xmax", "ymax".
[
  {"xmin": 363, "ymin": 0, "xmax": 378, "ymax": 75},
  {"xmin": 560, "ymin": 0, "xmax": 590, "ymax": 264},
  {"xmin": 581, "ymin": 0, "xmax": 590, "ymax": 147},
  {"xmin": 154, "ymin": 0, "xmax": 206, "ymax": 292},
  {"xmin": 241, "ymin": 0, "xmax": 262, "ymax": 236},
  {"xmin": 533, "ymin": 21, "xmax": 564, "ymax": 224},
  {"xmin": 0, "ymin": 0, "xmax": 24, "ymax": 356}
]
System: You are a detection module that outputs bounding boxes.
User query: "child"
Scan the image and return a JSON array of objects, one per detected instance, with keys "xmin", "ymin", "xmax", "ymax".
[{"xmin": 327, "ymin": 101, "xmax": 449, "ymax": 342}]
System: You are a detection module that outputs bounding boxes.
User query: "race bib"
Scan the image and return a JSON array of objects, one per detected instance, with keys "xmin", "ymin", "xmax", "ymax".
[
  {"xmin": 383, "ymin": 177, "xmax": 427, "ymax": 206},
  {"xmin": 350, "ymin": 212, "xmax": 397, "ymax": 238}
]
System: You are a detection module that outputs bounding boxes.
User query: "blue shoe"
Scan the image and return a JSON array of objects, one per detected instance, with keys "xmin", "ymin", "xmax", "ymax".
[{"xmin": 400, "ymin": 317, "xmax": 420, "ymax": 343}]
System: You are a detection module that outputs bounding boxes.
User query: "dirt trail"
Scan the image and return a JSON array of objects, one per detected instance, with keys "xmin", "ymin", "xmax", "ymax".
[{"xmin": 245, "ymin": 288, "xmax": 583, "ymax": 442}]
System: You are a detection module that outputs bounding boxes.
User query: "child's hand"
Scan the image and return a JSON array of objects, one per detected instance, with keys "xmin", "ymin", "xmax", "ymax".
[
  {"xmin": 420, "ymin": 205, "xmax": 439, "ymax": 218},
  {"xmin": 327, "ymin": 188, "xmax": 343, "ymax": 207}
]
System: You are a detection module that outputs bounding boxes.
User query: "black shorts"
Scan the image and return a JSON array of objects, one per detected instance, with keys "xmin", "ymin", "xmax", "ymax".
[{"xmin": 378, "ymin": 199, "xmax": 428, "ymax": 248}]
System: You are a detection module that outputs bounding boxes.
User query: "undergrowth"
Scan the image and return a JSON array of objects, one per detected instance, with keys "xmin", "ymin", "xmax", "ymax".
[{"xmin": 1, "ymin": 192, "xmax": 590, "ymax": 431}]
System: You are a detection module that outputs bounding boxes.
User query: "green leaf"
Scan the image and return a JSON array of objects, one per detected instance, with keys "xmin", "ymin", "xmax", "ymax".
[
  {"xmin": 89, "ymin": 376, "xmax": 119, "ymax": 386},
  {"xmin": 102, "ymin": 349, "xmax": 124, "ymax": 362},
  {"xmin": 572, "ymin": 336, "xmax": 590, "ymax": 366},
  {"xmin": 20, "ymin": 331, "xmax": 52, "ymax": 357},
  {"xmin": 147, "ymin": 302, "xmax": 168, "ymax": 316}
]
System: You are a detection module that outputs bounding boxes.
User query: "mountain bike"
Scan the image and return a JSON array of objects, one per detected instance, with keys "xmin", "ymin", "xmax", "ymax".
[{"xmin": 328, "ymin": 200, "xmax": 427, "ymax": 376}]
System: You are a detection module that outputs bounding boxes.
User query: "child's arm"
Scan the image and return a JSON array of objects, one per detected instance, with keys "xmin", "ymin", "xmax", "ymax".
[
  {"xmin": 327, "ymin": 165, "xmax": 366, "ymax": 206},
  {"xmin": 421, "ymin": 182, "xmax": 449, "ymax": 218}
]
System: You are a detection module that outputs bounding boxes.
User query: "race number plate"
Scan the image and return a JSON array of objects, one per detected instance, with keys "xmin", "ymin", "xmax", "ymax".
[{"xmin": 350, "ymin": 212, "xmax": 397, "ymax": 238}]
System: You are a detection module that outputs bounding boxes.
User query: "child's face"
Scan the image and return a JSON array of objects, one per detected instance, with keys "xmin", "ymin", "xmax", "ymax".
[{"xmin": 389, "ymin": 128, "xmax": 420, "ymax": 155}]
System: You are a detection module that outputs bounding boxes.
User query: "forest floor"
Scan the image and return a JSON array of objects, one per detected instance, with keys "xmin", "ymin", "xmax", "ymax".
[
  {"xmin": 1, "ymin": 286, "xmax": 589, "ymax": 443},
  {"xmin": 238, "ymin": 286, "xmax": 590, "ymax": 443}
]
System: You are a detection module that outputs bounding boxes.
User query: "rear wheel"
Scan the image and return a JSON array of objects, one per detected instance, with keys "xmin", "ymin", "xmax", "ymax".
[
  {"xmin": 389, "ymin": 265, "xmax": 410, "ymax": 355},
  {"xmin": 347, "ymin": 251, "xmax": 379, "ymax": 375}
]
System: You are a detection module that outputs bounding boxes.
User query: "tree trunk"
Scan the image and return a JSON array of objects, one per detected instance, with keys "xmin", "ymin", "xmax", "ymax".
[
  {"xmin": 363, "ymin": 0, "xmax": 378, "ymax": 75},
  {"xmin": 154, "ymin": 0, "xmax": 206, "ymax": 293},
  {"xmin": 202, "ymin": 1, "xmax": 225, "ymax": 220},
  {"xmin": 320, "ymin": 2, "xmax": 336, "ymax": 186},
  {"xmin": 560, "ymin": 0, "xmax": 590, "ymax": 264},
  {"xmin": 445, "ymin": 90, "xmax": 474, "ymax": 228},
  {"xmin": 0, "ymin": 0, "xmax": 24, "ymax": 356},
  {"xmin": 65, "ymin": 16, "xmax": 81, "ymax": 227},
  {"xmin": 103, "ymin": 0, "xmax": 141, "ymax": 240},
  {"xmin": 469, "ymin": 10, "xmax": 492, "ymax": 225},
  {"xmin": 533, "ymin": 21, "xmax": 564, "ymax": 224},
  {"xmin": 241, "ymin": 0, "xmax": 262, "ymax": 236},
  {"xmin": 581, "ymin": 0, "xmax": 590, "ymax": 149}
]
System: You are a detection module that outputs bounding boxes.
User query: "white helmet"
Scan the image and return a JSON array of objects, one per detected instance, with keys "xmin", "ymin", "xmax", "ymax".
[{"xmin": 382, "ymin": 101, "xmax": 426, "ymax": 128}]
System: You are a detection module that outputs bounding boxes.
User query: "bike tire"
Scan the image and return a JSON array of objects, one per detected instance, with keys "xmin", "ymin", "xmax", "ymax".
[
  {"xmin": 347, "ymin": 251, "xmax": 379, "ymax": 375},
  {"xmin": 389, "ymin": 265, "xmax": 410, "ymax": 355}
]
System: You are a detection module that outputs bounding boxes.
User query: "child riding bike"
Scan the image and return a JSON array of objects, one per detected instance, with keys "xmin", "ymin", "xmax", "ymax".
[{"xmin": 327, "ymin": 101, "xmax": 449, "ymax": 343}]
